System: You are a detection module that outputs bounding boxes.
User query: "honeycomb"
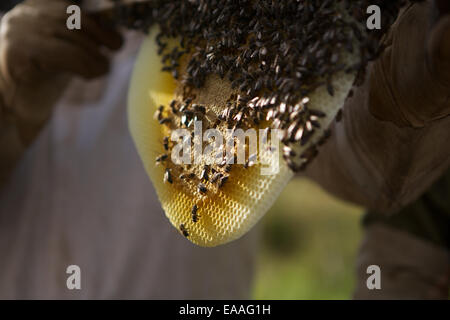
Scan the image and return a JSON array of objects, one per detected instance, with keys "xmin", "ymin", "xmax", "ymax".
[{"xmin": 128, "ymin": 29, "xmax": 356, "ymax": 247}]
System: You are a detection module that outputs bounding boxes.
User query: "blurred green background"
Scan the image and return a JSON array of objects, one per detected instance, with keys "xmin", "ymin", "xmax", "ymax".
[{"xmin": 252, "ymin": 177, "xmax": 364, "ymax": 300}]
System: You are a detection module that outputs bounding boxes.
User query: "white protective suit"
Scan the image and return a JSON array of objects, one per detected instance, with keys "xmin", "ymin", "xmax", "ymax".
[{"xmin": 0, "ymin": 31, "xmax": 258, "ymax": 299}]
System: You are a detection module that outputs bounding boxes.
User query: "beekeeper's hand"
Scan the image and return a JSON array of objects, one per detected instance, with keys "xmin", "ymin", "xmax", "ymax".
[
  {"xmin": 306, "ymin": 0, "xmax": 450, "ymax": 212},
  {"xmin": 0, "ymin": 0, "xmax": 122, "ymax": 186},
  {"xmin": 0, "ymin": 0, "xmax": 122, "ymax": 133},
  {"xmin": 369, "ymin": 0, "xmax": 450, "ymax": 127}
]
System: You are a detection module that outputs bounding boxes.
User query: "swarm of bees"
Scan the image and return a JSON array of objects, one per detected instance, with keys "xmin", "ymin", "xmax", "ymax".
[
  {"xmin": 114, "ymin": 0, "xmax": 408, "ymax": 238},
  {"xmin": 153, "ymin": 95, "xmax": 261, "ymax": 237}
]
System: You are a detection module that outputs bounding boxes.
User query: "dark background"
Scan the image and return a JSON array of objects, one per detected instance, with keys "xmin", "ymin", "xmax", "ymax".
[
  {"xmin": 0, "ymin": 0, "xmax": 83, "ymax": 12},
  {"xmin": 0, "ymin": 0, "xmax": 21, "ymax": 12}
]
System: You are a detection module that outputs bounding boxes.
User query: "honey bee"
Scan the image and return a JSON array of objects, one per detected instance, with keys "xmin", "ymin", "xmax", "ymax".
[
  {"xmin": 193, "ymin": 104, "xmax": 206, "ymax": 114},
  {"xmin": 159, "ymin": 117, "xmax": 171, "ymax": 126},
  {"xmin": 198, "ymin": 183, "xmax": 207, "ymax": 194},
  {"xmin": 200, "ymin": 165, "xmax": 209, "ymax": 181},
  {"xmin": 164, "ymin": 168, "xmax": 173, "ymax": 184},
  {"xmin": 170, "ymin": 100, "xmax": 178, "ymax": 114},
  {"xmin": 179, "ymin": 224, "xmax": 189, "ymax": 237},
  {"xmin": 163, "ymin": 136, "xmax": 169, "ymax": 151},
  {"xmin": 188, "ymin": 172, "xmax": 196, "ymax": 179},
  {"xmin": 218, "ymin": 176, "xmax": 228, "ymax": 188},
  {"xmin": 156, "ymin": 154, "xmax": 168, "ymax": 163},
  {"xmin": 211, "ymin": 172, "xmax": 222, "ymax": 184},
  {"xmin": 191, "ymin": 204, "xmax": 199, "ymax": 223},
  {"xmin": 154, "ymin": 105, "xmax": 164, "ymax": 121}
]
